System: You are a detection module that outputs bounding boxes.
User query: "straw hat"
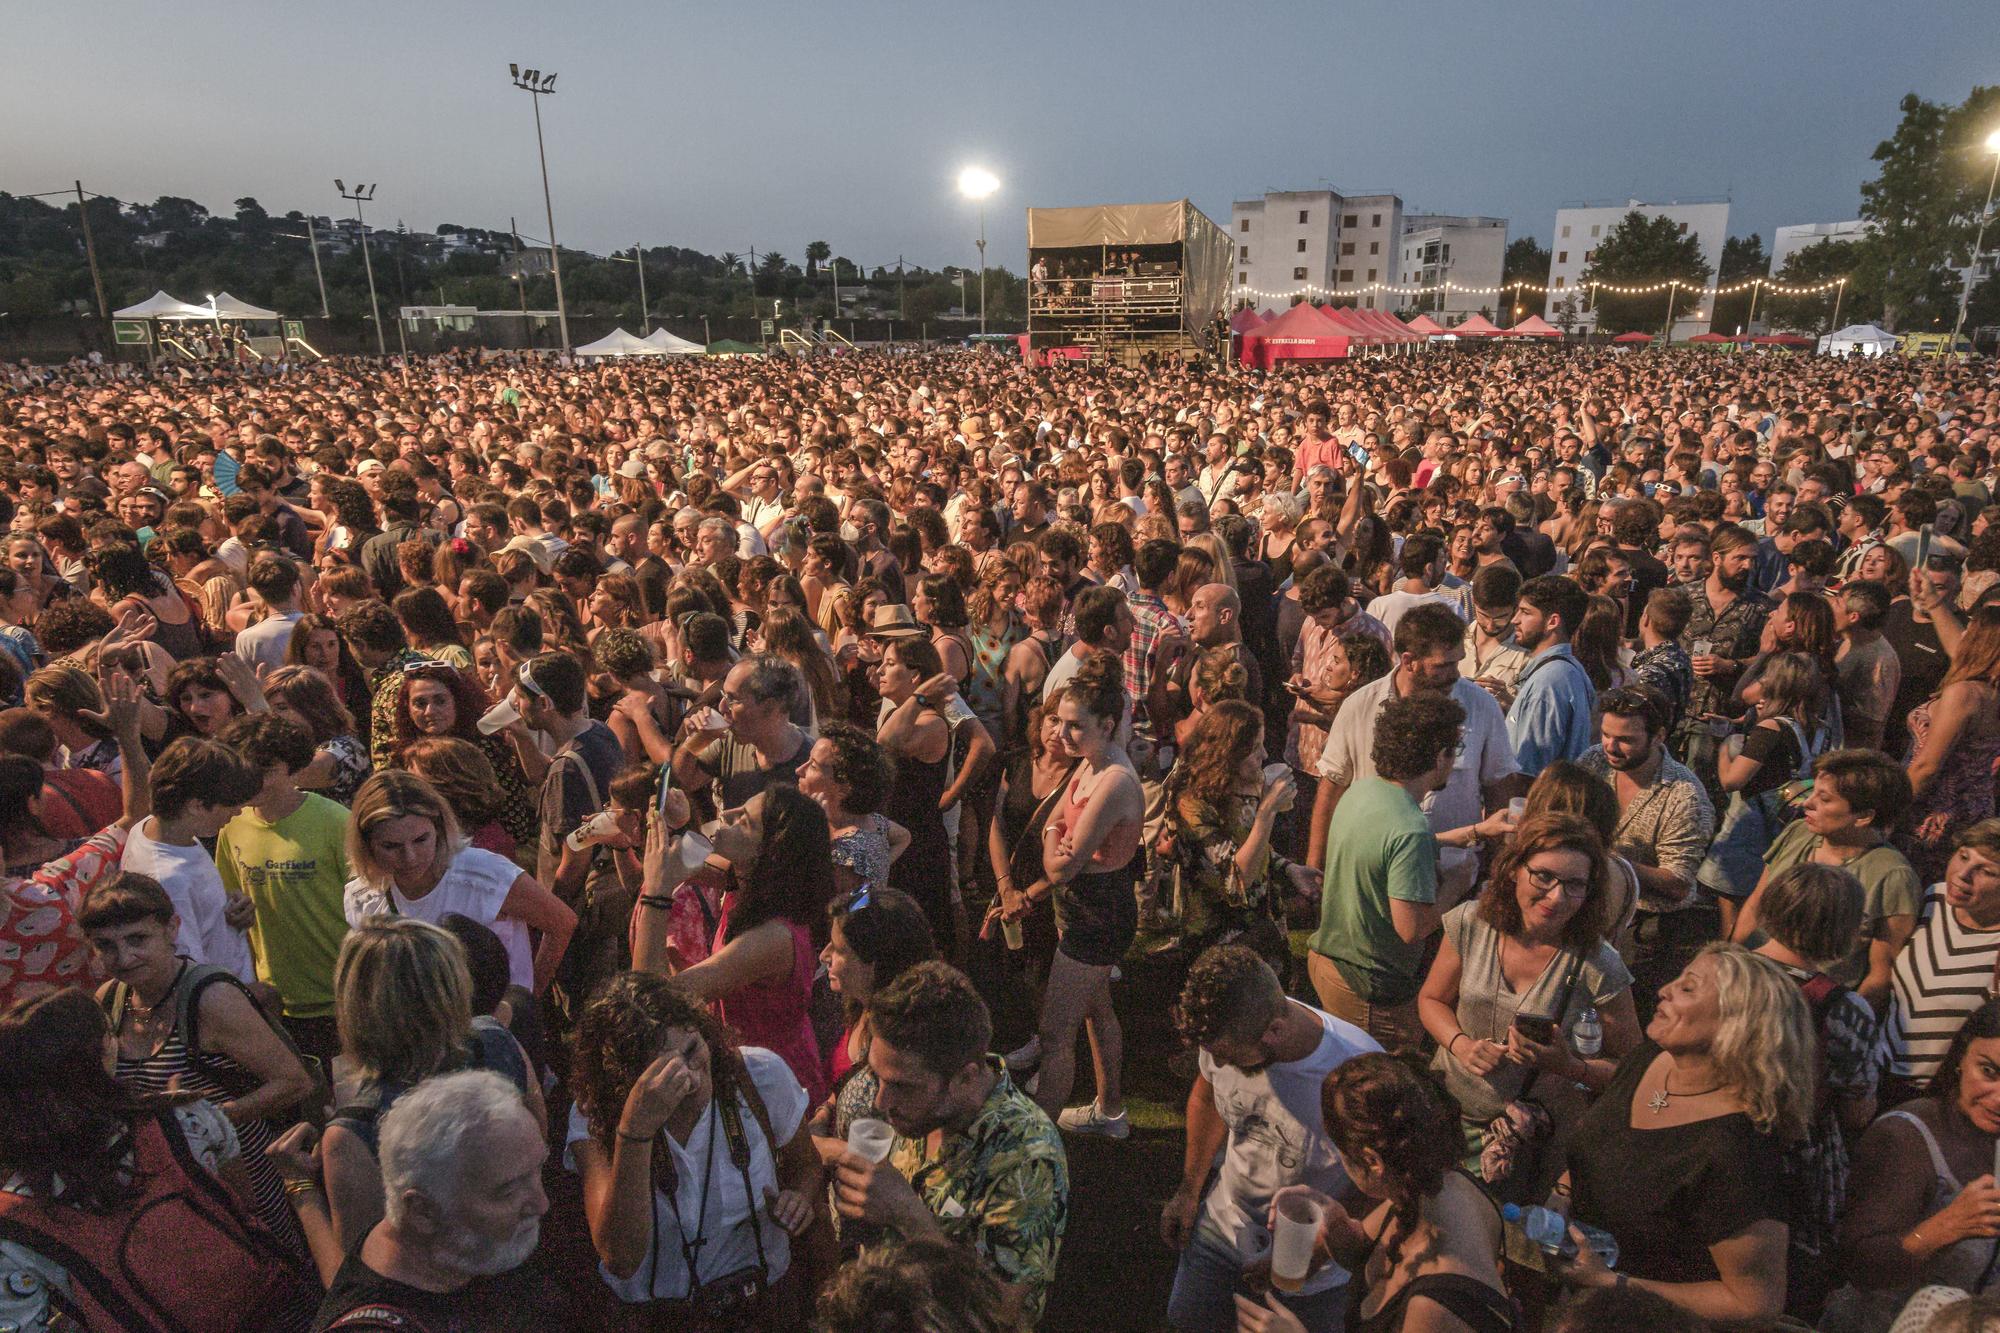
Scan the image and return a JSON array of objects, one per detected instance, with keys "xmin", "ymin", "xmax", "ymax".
[{"xmin": 865, "ymin": 604, "xmax": 924, "ymax": 640}]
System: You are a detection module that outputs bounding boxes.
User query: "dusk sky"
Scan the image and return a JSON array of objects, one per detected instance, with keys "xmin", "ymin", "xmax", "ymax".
[{"xmin": 7, "ymin": 2, "xmax": 1996, "ymax": 273}]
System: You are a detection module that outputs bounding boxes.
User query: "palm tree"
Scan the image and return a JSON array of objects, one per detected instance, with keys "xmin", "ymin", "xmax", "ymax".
[
  {"xmin": 719, "ymin": 251, "xmax": 742, "ymax": 277},
  {"xmin": 804, "ymin": 240, "xmax": 830, "ymax": 279}
]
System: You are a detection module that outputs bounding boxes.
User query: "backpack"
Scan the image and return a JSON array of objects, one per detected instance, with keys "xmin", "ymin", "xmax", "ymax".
[
  {"xmin": 0, "ymin": 1112, "xmax": 318, "ymax": 1332},
  {"xmin": 1799, "ymin": 971, "xmax": 1848, "ymax": 1121},
  {"xmin": 101, "ymin": 963, "xmax": 329, "ymax": 1125}
]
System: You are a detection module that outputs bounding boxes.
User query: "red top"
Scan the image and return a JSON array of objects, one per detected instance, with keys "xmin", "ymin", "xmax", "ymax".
[{"xmin": 712, "ymin": 895, "xmax": 829, "ymax": 1106}]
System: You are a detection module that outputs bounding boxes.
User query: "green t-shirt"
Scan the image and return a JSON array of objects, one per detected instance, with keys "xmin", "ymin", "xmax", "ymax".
[
  {"xmin": 1312, "ymin": 777, "xmax": 1439, "ymax": 1004},
  {"xmin": 217, "ymin": 792, "xmax": 353, "ymax": 1018},
  {"xmin": 1760, "ymin": 818, "xmax": 1924, "ymax": 989}
]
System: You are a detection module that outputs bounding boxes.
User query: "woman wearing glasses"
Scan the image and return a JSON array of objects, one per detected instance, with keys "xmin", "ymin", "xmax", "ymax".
[{"xmin": 1418, "ymin": 813, "xmax": 1641, "ymax": 1195}]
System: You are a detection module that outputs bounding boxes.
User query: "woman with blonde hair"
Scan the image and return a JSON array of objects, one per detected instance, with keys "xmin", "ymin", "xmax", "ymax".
[
  {"xmin": 320, "ymin": 917, "xmax": 544, "ymax": 1252},
  {"xmin": 1184, "ymin": 532, "xmax": 1238, "ymax": 597},
  {"xmin": 261, "ymin": 663, "xmax": 369, "ymax": 805},
  {"xmin": 342, "ymin": 770, "xmax": 575, "ymax": 995},
  {"xmin": 1259, "ymin": 490, "xmax": 1305, "ymax": 568},
  {"xmin": 1905, "ymin": 605, "xmax": 2000, "ymax": 883},
  {"xmin": 25, "ymin": 661, "xmax": 119, "ymax": 773},
  {"xmin": 1552, "ymin": 944, "xmax": 1813, "ymax": 1326}
]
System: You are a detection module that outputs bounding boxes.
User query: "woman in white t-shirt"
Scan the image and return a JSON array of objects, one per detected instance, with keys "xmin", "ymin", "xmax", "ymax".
[
  {"xmin": 342, "ymin": 770, "xmax": 576, "ymax": 995},
  {"xmin": 569, "ymin": 971, "xmax": 822, "ymax": 1322}
]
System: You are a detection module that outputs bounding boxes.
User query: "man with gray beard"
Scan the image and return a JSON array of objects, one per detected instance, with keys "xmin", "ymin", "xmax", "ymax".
[{"xmin": 307, "ymin": 1070, "xmax": 552, "ymax": 1331}]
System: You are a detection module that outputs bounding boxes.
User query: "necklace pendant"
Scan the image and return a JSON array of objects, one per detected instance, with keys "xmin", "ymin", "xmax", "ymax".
[{"xmin": 1647, "ymin": 1089, "xmax": 1671, "ymax": 1113}]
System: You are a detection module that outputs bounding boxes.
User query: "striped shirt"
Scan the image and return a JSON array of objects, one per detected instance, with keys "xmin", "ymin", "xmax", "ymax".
[{"xmin": 1882, "ymin": 885, "xmax": 2000, "ymax": 1084}]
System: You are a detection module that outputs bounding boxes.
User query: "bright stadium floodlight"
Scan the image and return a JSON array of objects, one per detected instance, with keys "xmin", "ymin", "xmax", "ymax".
[
  {"xmin": 337, "ymin": 178, "xmax": 387, "ymax": 356},
  {"xmin": 957, "ymin": 167, "xmax": 1000, "ymax": 333},
  {"xmin": 957, "ymin": 167, "xmax": 999, "ymax": 201},
  {"xmin": 1952, "ymin": 126, "xmax": 2000, "ymax": 348}
]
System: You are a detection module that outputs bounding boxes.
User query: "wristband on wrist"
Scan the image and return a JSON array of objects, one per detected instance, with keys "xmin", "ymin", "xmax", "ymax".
[{"xmin": 1447, "ymin": 1032, "xmax": 1468, "ymax": 1056}]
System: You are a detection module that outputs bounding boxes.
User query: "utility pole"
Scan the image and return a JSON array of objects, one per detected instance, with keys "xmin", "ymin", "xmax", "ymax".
[
  {"xmin": 304, "ymin": 215, "xmax": 330, "ymax": 317},
  {"xmin": 335, "ymin": 180, "xmax": 386, "ymax": 356},
  {"xmin": 74, "ymin": 182, "xmax": 109, "ymax": 320},
  {"xmin": 897, "ymin": 255, "xmax": 906, "ymax": 321},
  {"xmin": 510, "ymin": 217, "xmax": 528, "ymax": 314},
  {"xmin": 634, "ymin": 243, "xmax": 649, "ymax": 333}
]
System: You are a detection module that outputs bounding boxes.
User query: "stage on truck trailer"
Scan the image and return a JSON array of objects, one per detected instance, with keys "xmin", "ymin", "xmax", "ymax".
[{"xmin": 1025, "ymin": 199, "xmax": 1231, "ymax": 366}]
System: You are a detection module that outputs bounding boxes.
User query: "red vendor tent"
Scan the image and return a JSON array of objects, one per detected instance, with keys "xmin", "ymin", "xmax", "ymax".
[
  {"xmin": 1687, "ymin": 332, "xmax": 1736, "ymax": 344},
  {"xmin": 1450, "ymin": 314, "xmax": 1505, "ymax": 338},
  {"xmin": 1319, "ymin": 306, "xmax": 1386, "ymax": 342},
  {"xmin": 1749, "ymin": 333, "xmax": 1813, "ymax": 348},
  {"xmin": 1371, "ymin": 309, "xmax": 1421, "ymax": 342},
  {"xmin": 1239, "ymin": 303, "xmax": 1352, "ymax": 367},
  {"xmin": 1404, "ymin": 313, "xmax": 1448, "ymax": 336},
  {"xmin": 1229, "ymin": 307, "xmax": 1267, "ymax": 333},
  {"xmin": 1506, "ymin": 314, "xmax": 1563, "ymax": 339},
  {"xmin": 1611, "ymin": 331, "xmax": 1653, "ymax": 343}
]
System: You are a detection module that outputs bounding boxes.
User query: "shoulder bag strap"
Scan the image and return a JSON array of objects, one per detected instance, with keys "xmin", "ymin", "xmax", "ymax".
[
  {"xmin": 716, "ymin": 1081, "xmax": 773, "ymax": 1280},
  {"xmin": 1517, "ymin": 951, "xmax": 1588, "ymax": 1105}
]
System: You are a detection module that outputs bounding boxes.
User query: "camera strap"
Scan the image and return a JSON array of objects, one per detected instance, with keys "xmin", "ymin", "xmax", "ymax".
[
  {"xmin": 715, "ymin": 1088, "xmax": 771, "ymax": 1281},
  {"xmin": 646, "ymin": 1100, "xmax": 721, "ymax": 1299}
]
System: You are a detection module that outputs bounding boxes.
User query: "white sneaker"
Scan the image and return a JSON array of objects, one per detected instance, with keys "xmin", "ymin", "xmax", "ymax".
[
  {"xmin": 1004, "ymin": 1037, "xmax": 1043, "ymax": 1073},
  {"xmin": 1057, "ymin": 1103, "xmax": 1131, "ymax": 1139}
]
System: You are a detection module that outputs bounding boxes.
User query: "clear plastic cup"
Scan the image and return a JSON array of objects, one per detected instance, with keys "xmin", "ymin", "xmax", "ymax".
[
  {"xmin": 1263, "ymin": 763, "xmax": 1296, "ymax": 813},
  {"xmin": 1508, "ymin": 798, "xmax": 1526, "ymax": 822},
  {"xmin": 669, "ymin": 830, "xmax": 714, "ymax": 880},
  {"xmin": 1002, "ymin": 919, "xmax": 1025, "ymax": 950},
  {"xmin": 1271, "ymin": 1193, "xmax": 1325, "ymax": 1293},
  {"xmin": 846, "ymin": 1117, "xmax": 895, "ymax": 1164}
]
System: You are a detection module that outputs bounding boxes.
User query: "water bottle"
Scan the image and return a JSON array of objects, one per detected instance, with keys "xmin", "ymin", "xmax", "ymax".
[
  {"xmin": 1501, "ymin": 1204, "xmax": 1619, "ymax": 1269},
  {"xmin": 1571, "ymin": 1008, "xmax": 1603, "ymax": 1061}
]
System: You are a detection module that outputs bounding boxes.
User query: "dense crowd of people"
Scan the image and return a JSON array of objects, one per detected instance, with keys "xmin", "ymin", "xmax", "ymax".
[{"xmin": 0, "ymin": 340, "xmax": 1997, "ymax": 1330}]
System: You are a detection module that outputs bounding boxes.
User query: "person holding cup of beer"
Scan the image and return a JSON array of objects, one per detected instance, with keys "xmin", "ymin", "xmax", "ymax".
[{"xmin": 1243, "ymin": 1054, "xmax": 1515, "ymax": 1333}]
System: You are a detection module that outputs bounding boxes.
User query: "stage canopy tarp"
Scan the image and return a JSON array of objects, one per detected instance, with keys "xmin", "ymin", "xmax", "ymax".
[
  {"xmin": 1507, "ymin": 315, "xmax": 1562, "ymax": 338},
  {"xmin": 575, "ymin": 328, "xmax": 665, "ymax": 358},
  {"xmin": 1026, "ymin": 198, "xmax": 1231, "ymax": 335},
  {"xmin": 114, "ymin": 291, "xmax": 211, "ymax": 320},
  {"xmin": 1239, "ymin": 303, "xmax": 1352, "ymax": 368},
  {"xmin": 642, "ymin": 328, "xmax": 707, "ymax": 355}
]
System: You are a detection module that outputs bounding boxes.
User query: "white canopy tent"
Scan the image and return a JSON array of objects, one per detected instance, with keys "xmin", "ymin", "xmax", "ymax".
[
  {"xmin": 112, "ymin": 291, "xmax": 211, "ymax": 320},
  {"xmin": 575, "ymin": 328, "xmax": 668, "ymax": 358},
  {"xmin": 201, "ymin": 292, "xmax": 281, "ymax": 321},
  {"xmin": 642, "ymin": 328, "xmax": 706, "ymax": 355},
  {"xmin": 1819, "ymin": 323, "xmax": 1898, "ymax": 358}
]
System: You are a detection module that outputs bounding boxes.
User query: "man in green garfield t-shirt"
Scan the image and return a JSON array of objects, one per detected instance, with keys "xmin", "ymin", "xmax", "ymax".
[{"xmin": 217, "ymin": 714, "xmax": 353, "ymax": 1065}]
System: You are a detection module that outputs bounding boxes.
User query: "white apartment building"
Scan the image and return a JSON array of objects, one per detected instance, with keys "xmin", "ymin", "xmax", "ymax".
[
  {"xmin": 1230, "ymin": 189, "xmax": 1404, "ymax": 308},
  {"xmin": 1543, "ymin": 198, "xmax": 1729, "ymax": 339},
  {"xmin": 1770, "ymin": 219, "xmax": 1873, "ymax": 273},
  {"xmin": 1398, "ymin": 215, "xmax": 1507, "ymax": 319}
]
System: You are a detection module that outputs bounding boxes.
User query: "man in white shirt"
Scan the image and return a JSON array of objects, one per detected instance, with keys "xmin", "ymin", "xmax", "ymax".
[
  {"xmin": 234, "ymin": 553, "xmax": 305, "ymax": 673},
  {"xmin": 1308, "ymin": 602, "xmax": 1521, "ymax": 901},
  {"xmin": 120, "ymin": 737, "xmax": 263, "ymax": 982},
  {"xmin": 1364, "ymin": 533, "xmax": 1458, "ymax": 638},
  {"xmin": 1162, "ymin": 945, "xmax": 1378, "ymax": 1333}
]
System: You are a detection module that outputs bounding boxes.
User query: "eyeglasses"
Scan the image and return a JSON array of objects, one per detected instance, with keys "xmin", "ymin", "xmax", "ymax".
[{"xmin": 1524, "ymin": 865, "xmax": 1591, "ymax": 900}]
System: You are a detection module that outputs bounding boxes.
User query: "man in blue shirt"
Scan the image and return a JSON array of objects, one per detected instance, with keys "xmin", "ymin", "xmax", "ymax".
[{"xmin": 1507, "ymin": 575, "xmax": 1596, "ymax": 777}]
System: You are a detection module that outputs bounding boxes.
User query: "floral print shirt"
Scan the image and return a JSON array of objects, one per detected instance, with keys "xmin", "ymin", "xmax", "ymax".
[{"xmin": 889, "ymin": 1059, "xmax": 1068, "ymax": 1321}]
